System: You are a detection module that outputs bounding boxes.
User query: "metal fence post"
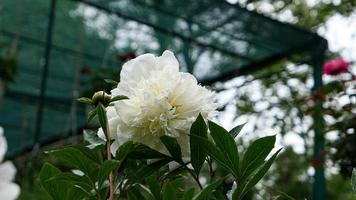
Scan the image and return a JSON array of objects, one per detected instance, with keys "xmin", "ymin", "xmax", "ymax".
[{"xmin": 312, "ymin": 38, "xmax": 327, "ymax": 200}]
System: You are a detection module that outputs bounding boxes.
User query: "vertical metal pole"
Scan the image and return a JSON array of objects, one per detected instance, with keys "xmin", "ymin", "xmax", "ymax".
[
  {"xmin": 312, "ymin": 39, "xmax": 327, "ymax": 200},
  {"xmin": 33, "ymin": 0, "xmax": 57, "ymax": 150}
]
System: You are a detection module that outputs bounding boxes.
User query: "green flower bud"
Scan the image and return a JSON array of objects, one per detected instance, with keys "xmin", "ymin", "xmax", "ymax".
[{"xmin": 92, "ymin": 91, "xmax": 111, "ymax": 107}]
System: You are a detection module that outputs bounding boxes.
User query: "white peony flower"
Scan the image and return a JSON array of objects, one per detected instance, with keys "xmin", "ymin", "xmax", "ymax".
[
  {"xmin": 0, "ymin": 127, "xmax": 20, "ymax": 200},
  {"xmin": 98, "ymin": 50, "xmax": 217, "ymax": 159}
]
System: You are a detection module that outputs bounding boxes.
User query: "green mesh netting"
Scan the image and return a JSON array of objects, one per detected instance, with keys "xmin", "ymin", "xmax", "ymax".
[{"xmin": 0, "ymin": 0, "xmax": 326, "ymax": 156}]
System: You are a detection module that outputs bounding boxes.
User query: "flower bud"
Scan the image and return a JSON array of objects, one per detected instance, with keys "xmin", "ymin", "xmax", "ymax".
[{"xmin": 92, "ymin": 91, "xmax": 111, "ymax": 107}]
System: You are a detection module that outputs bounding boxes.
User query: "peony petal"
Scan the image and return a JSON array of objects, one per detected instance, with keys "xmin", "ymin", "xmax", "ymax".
[
  {"xmin": 0, "ymin": 182, "xmax": 20, "ymax": 200},
  {"xmin": 157, "ymin": 50, "xmax": 179, "ymax": 72},
  {"xmin": 0, "ymin": 127, "xmax": 7, "ymax": 162},
  {"xmin": 0, "ymin": 162, "xmax": 17, "ymax": 182}
]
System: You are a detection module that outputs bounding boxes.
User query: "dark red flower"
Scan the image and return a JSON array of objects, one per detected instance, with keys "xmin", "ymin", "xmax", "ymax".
[
  {"xmin": 118, "ymin": 52, "xmax": 136, "ymax": 62},
  {"xmin": 323, "ymin": 58, "xmax": 349, "ymax": 75},
  {"xmin": 80, "ymin": 66, "xmax": 92, "ymax": 75}
]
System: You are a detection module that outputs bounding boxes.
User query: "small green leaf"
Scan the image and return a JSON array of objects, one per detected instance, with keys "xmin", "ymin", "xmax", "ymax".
[
  {"xmin": 190, "ymin": 114, "xmax": 208, "ymax": 175},
  {"xmin": 96, "ymin": 103, "xmax": 108, "ymax": 138},
  {"xmin": 110, "ymin": 95, "xmax": 128, "ymax": 102},
  {"xmin": 87, "ymin": 109, "xmax": 97, "ymax": 123},
  {"xmin": 83, "ymin": 129, "xmax": 105, "ymax": 149},
  {"xmin": 160, "ymin": 136, "xmax": 183, "ymax": 163},
  {"xmin": 229, "ymin": 123, "xmax": 246, "ymax": 138},
  {"xmin": 77, "ymin": 97, "xmax": 93, "ymax": 105},
  {"xmin": 98, "ymin": 160, "xmax": 120, "ymax": 188},
  {"xmin": 104, "ymin": 79, "xmax": 118, "ymax": 86},
  {"xmin": 193, "ymin": 175, "xmax": 227, "ymax": 200},
  {"xmin": 241, "ymin": 135, "xmax": 276, "ymax": 179},
  {"xmin": 240, "ymin": 148, "xmax": 282, "ymax": 199},
  {"xmin": 209, "ymin": 121, "xmax": 239, "ymax": 177}
]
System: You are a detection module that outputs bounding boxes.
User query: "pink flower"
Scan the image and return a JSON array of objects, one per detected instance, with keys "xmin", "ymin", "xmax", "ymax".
[{"xmin": 323, "ymin": 58, "xmax": 349, "ymax": 75}]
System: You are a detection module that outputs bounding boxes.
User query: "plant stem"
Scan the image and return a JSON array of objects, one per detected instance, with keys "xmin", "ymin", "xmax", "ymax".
[
  {"xmin": 107, "ymin": 140, "xmax": 114, "ymax": 200},
  {"xmin": 186, "ymin": 167, "xmax": 203, "ymax": 189},
  {"xmin": 102, "ymin": 104, "xmax": 114, "ymax": 200}
]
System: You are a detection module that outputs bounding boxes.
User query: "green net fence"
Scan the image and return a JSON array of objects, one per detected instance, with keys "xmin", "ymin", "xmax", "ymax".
[{"xmin": 0, "ymin": 0, "xmax": 326, "ymax": 156}]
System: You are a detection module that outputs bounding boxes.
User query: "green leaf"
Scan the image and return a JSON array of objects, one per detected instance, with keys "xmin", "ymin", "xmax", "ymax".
[
  {"xmin": 208, "ymin": 121, "xmax": 239, "ymax": 177},
  {"xmin": 190, "ymin": 134, "xmax": 231, "ymax": 172},
  {"xmin": 104, "ymin": 79, "xmax": 118, "ymax": 86},
  {"xmin": 241, "ymin": 135, "xmax": 276, "ymax": 179},
  {"xmin": 83, "ymin": 129, "xmax": 105, "ymax": 149},
  {"xmin": 96, "ymin": 103, "xmax": 108, "ymax": 138},
  {"xmin": 128, "ymin": 143, "xmax": 171, "ymax": 160},
  {"xmin": 87, "ymin": 109, "xmax": 97, "ymax": 123},
  {"xmin": 116, "ymin": 141, "xmax": 133, "ymax": 161},
  {"xmin": 46, "ymin": 147, "xmax": 99, "ymax": 181},
  {"xmin": 98, "ymin": 160, "xmax": 120, "ymax": 189},
  {"xmin": 146, "ymin": 177, "xmax": 162, "ymax": 200},
  {"xmin": 163, "ymin": 182, "xmax": 177, "ymax": 200},
  {"xmin": 39, "ymin": 163, "xmax": 65, "ymax": 200},
  {"xmin": 190, "ymin": 114, "xmax": 208, "ymax": 174},
  {"xmin": 128, "ymin": 185, "xmax": 155, "ymax": 200},
  {"xmin": 193, "ymin": 175, "xmax": 227, "ymax": 200},
  {"xmin": 50, "ymin": 172, "xmax": 93, "ymax": 195},
  {"xmin": 160, "ymin": 136, "xmax": 183, "ymax": 163},
  {"xmin": 70, "ymin": 145, "xmax": 103, "ymax": 165},
  {"xmin": 240, "ymin": 148, "xmax": 282, "ymax": 199},
  {"xmin": 183, "ymin": 188, "xmax": 195, "ymax": 200},
  {"xmin": 110, "ymin": 95, "xmax": 128, "ymax": 102},
  {"xmin": 77, "ymin": 97, "xmax": 93, "ymax": 105},
  {"xmin": 229, "ymin": 123, "xmax": 246, "ymax": 138},
  {"xmin": 132, "ymin": 159, "xmax": 171, "ymax": 183}
]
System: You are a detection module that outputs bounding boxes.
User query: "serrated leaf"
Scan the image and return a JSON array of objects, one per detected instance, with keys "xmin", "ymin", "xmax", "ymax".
[
  {"xmin": 110, "ymin": 95, "xmax": 128, "ymax": 102},
  {"xmin": 77, "ymin": 97, "xmax": 93, "ymax": 105},
  {"xmin": 193, "ymin": 175, "xmax": 227, "ymax": 200},
  {"xmin": 240, "ymin": 148, "xmax": 282, "ymax": 199},
  {"xmin": 241, "ymin": 135, "xmax": 276, "ymax": 179},
  {"xmin": 208, "ymin": 121, "xmax": 239, "ymax": 177},
  {"xmin": 87, "ymin": 109, "xmax": 97, "ymax": 123},
  {"xmin": 190, "ymin": 114, "xmax": 208, "ymax": 175},
  {"xmin": 160, "ymin": 136, "xmax": 183, "ymax": 163},
  {"xmin": 83, "ymin": 130, "xmax": 105, "ymax": 149},
  {"xmin": 229, "ymin": 123, "xmax": 246, "ymax": 138}
]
